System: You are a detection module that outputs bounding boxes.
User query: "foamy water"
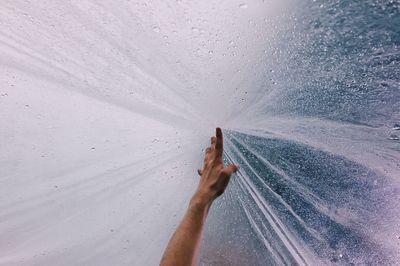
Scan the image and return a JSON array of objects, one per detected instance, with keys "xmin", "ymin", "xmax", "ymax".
[{"xmin": 1, "ymin": 0, "xmax": 399, "ymax": 265}]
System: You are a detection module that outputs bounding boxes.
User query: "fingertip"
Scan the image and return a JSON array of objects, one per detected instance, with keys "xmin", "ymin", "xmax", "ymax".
[
  {"xmin": 211, "ymin": 136, "xmax": 217, "ymax": 144},
  {"xmin": 216, "ymin": 127, "xmax": 222, "ymax": 138},
  {"xmin": 226, "ymin": 164, "xmax": 239, "ymax": 174},
  {"xmin": 232, "ymin": 164, "xmax": 239, "ymax": 173}
]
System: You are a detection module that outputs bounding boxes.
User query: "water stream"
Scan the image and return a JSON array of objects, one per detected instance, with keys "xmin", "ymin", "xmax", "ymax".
[{"xmin": 0, "ymin": 0, "xmax": 399, "ymax": 265}]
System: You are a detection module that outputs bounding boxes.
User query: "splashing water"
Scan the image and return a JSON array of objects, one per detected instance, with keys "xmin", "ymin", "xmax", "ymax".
[{"xmin": 0, "ymin": 0, "xmax": 399, "ymax": 265}]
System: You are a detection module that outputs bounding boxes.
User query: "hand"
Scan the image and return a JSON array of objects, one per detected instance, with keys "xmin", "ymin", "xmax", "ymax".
[{"xmin": 193, "ymin": 128, "xmax": 239, "ymax": 207}]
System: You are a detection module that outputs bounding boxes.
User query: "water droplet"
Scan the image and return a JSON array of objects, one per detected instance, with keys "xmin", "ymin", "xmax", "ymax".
[
  {"xmin": 393, "ymin": 124, "xmax": 400, "ymax": 130},
  {"xmin": 152, "ymin": 26, "xmax": 160, "ymax": 33},
  {"xmin": 389, "ymin": 134, "xmax": 399, "ymax": 141},
  {"xmin": 239, "ymin": 3, "xmax": 248, "ymax": 9},
  {"xmin": 191, "ymin": 27, "xmax": 199, "ymax": 33},
  {"xmin": 208, "ymin": 50, "xmax": 214, "ymax": 55}
]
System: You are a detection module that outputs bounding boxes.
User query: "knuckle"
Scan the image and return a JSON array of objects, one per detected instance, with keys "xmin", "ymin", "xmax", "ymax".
[{"xmin": 214, "ymin": 158, "xmax": 223, "ymax": 164}]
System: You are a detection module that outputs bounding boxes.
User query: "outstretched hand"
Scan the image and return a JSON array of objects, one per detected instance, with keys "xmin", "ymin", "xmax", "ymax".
[
  {"xmin": 194, "ymin": 128, "xmax": 239, "ymax": 206},
  {"xmin": 160, "ymin": 128, "xmax": 239, "ymax": 266}
]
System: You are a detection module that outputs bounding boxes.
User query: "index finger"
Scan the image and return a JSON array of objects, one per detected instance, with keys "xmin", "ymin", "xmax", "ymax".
[{"xmin": 215, "ymin": 127, "xmax": 223, "ymax": 157}]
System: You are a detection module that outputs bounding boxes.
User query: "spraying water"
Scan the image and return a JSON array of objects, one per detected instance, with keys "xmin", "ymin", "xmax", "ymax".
[{"xmin": 0, "ymin": 0, "xmax": 399, "ymax": 265}]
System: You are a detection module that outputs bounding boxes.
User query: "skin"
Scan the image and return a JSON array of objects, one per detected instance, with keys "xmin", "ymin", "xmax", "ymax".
[{"xmin": 160, "ymin": 127, "xmax": 239, "ymax": 266}]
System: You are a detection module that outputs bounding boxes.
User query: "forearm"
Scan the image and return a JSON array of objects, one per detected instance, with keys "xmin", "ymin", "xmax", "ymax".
[{"xmin": 160, "ymin": 196, "xmax": 211, "ymax": 266}]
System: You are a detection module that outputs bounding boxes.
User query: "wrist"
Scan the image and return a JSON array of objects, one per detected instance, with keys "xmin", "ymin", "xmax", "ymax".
[{"xmin": 189, "ymin": 192, "xmax": 212, "ymax": 213}]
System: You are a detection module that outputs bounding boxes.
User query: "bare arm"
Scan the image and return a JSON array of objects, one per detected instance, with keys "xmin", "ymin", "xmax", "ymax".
[{"xmin": 160, "ymin": 128, "xmax": 239, "ymax": 266}]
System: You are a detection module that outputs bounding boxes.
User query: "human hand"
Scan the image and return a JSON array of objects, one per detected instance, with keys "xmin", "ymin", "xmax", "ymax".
[{"xmin": 193, "ymin": 128, "xmax": 239, "ymax": 207}]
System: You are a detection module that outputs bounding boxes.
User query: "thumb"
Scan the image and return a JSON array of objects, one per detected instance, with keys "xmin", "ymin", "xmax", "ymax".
[{"xmin": 222, "ymin": 164, "xmax": 239, "ymax": 177}]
